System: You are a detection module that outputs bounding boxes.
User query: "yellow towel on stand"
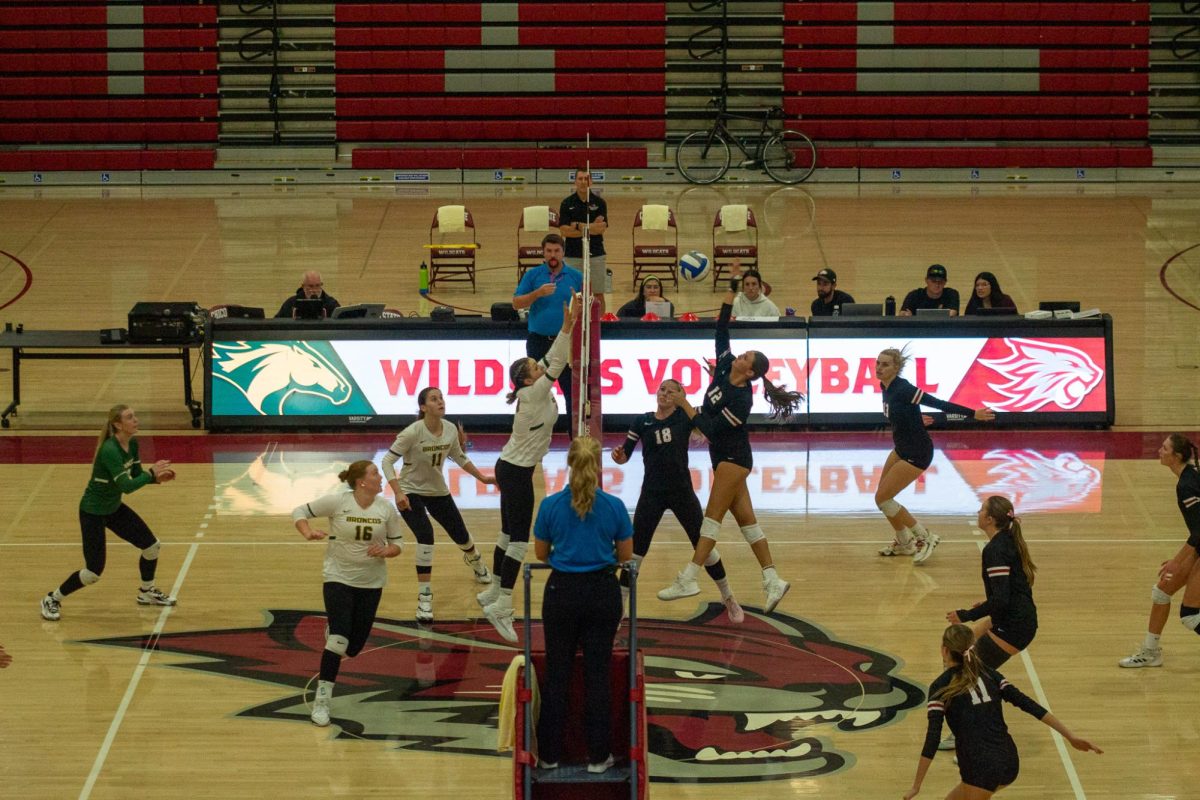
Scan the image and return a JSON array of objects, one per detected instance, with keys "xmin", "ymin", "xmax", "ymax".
[
  {"xmin": 437, "ymin": 204, "xmax": 466, "ymax": 233},
  {"xmin": 720, "ymin": 204, "xmax": 749, "ymax": 232},
  {"xmin": 523, "ymin": 205, "xmax": 551, "ymax": 232},
  {"xmin": 497, "ymin": 655, "xmax": 540, "ymax": 754},
  {"xmin": 641, "ymin": 204, "xmax": 670, "ymax": 230}
]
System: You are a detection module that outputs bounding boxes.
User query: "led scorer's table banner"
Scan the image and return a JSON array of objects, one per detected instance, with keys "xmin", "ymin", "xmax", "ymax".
[{"xmin": 205, "ymin": 316, "xmax": 1114, "ymax": 430}]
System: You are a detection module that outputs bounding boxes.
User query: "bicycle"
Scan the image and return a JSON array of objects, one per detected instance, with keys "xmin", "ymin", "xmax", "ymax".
[{"xmin": 675, "ymin": 99, "xmax": 817, "ymax": 185}]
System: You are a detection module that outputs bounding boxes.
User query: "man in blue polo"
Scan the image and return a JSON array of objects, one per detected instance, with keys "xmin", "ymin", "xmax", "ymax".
[{"xmin": 513, "ymin": 233, "xmax": 593, "ymax": 435}]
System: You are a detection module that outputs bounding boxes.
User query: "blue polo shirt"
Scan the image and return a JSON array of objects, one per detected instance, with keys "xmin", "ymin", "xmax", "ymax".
[
  {"xmin": 515, "ymin": 263, "xmax": 584, "ymax": 336},
  {"xmin": 534, "ymin": 487, "xmax": 632, "ymax": 573}
]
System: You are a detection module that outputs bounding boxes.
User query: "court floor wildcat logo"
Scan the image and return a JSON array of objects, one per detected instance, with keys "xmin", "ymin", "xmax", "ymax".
[
  {"xmin": 85, "ymin": 604, "xmax": 923, "ymax": 783},
  {"xmin": 211, "ymin": 341, "xmax": 354, "ymax": 415}
]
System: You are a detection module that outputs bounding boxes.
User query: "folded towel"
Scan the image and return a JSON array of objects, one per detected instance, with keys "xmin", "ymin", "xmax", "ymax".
[
  {"xmin": 437, "ymin": 204, "xmax": 466, "ymax": 233},
  {"xmin": 523, "ymin": 205, "xmax": 550, "ymax": 232},
  {"xmin": 497, "ymin": 655, "xmax": 540, "ymax": 754},
  {"xmin": 720, "ymin": 204, "xmax": 749, "ymax": 232},
  {"xmin": 641, "ymin": 203, "xmax": 670, "ymax": 231}
]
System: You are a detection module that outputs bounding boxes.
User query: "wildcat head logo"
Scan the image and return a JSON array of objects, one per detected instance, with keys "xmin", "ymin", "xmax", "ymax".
[
  {"xmin": 85, "ymin": 605, "xmax": 923, "ymax": 783},
  {"xmin": 977, "ymin": 449, "xmax": 1103, "ymax": 513},
  {"xmin": 980, "ymin": 338, "xmax": 1103, "ymax": 412},
  {"xmin": 212, "ymin": 341, "xmax": 353, "ymax": 415}
]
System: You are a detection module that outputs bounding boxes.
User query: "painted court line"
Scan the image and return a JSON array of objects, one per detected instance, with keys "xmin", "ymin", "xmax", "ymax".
[{"xmin": 78, "ymin": 527, "xmax": 205, "ymax": 800}]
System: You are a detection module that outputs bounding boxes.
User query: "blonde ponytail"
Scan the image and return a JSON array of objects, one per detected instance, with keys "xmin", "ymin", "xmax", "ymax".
[
  {"xmin": 567, "ymin": 436, "xmax": 601, "ymax": 519},
  {"xmin": 96, "ymin": 404, "xmax": 130, "ymax": 456}
]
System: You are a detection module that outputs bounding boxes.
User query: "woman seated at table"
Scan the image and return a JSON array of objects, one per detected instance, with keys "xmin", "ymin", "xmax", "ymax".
[
  {"xmin": 617, "ymin": 277, "xmax": 675, "ymax": 319},
  {"xmin": 964, "ymin": 271, "xmax": 1018, "ymax": 315}
]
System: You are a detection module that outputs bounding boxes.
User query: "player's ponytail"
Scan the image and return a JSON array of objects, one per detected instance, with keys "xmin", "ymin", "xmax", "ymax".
[
  {"xmin": 337, "ymin": 460, "xmax": 373, "ymax": 491},
  {"xmin": 934, "ymin": 624, "xmax": 984, "ymax": 702},
  {"xmin": 1167, "ymin": 433, "xmax": 1200, "ymax": 470},
  {"xmin": 749, "ymin": 352, "xmax": 804, "ymax": 420},
  {"xmin": 506, "ymin": 357, "xmax": 534, "ymax": 405},
  {"xmin": 984, "ymin": 495, "xmax": 1037, "ymax": 587},
  {"xmin": 96, "ymin": 404, "xmax": 130, "ymax": 455},
  {"xmin": 567, "ymin": 436, "xmax": 601, "ymax": 519}
]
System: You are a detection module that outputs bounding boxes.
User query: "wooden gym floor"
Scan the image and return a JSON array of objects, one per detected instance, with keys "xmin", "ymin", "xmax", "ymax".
[{"xmin": 0, "ymin": 182, "xmax": 1198, "ymax": 799}]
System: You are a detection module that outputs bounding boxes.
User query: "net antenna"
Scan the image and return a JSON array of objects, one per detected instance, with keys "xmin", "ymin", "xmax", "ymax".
[{"xmin": 576, "ymin": 133, "xmax": 593, "ymax": 438}]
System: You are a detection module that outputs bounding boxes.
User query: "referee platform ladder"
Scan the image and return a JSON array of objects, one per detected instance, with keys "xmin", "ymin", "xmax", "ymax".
[{"xmin": 513, "ymin": 562, "xmax": 648, "ymax": 800}]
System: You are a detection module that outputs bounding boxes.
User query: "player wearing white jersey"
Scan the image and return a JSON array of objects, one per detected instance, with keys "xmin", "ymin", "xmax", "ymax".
[
  {"xmin": 479, "ymin": 294, "xmax": 581, "ymax": 642},
  {"xmin": 293, "ymin": 460, "xmax": 403, "ymax": 727},
  {"xmin": 382, "ymin": 387, "xmax": 496, "ymax": 624}
]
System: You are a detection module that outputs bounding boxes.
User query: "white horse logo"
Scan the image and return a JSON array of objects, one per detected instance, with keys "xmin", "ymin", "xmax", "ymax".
[{"xmin": 212, "ymin": 342, "xmax": 353, "ymax": 415}]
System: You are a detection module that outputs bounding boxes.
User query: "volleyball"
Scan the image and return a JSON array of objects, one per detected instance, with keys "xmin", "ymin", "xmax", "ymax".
[{"xmin": 679, "ymin": 251, "xmax": 711, "ymax": 283}]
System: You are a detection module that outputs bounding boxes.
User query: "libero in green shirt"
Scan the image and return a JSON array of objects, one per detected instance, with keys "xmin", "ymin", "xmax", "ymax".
[{"xmin": 80, "ymin": 437, "xmax": 156, "ymax": 515}]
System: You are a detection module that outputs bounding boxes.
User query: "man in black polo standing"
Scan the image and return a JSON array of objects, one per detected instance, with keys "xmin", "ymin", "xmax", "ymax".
[{"xmin": 558, "ymin": 167, "xmax": 607, "ymax": 275}]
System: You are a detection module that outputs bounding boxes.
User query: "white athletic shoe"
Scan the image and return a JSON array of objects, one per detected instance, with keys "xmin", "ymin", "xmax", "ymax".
[
  {"xmin": 722, "ymin": 595, "xmax": 745, "ymax": 624},
  {"xmin": 476, "ymin": 582, "xmax": 500, "ymax": 608},
  {"xmin": 657, "ymin": 573, "xmax": 700, "ymax": 601},
  {"xmin": 1118, "ymin": 647, "xmax": 1163, "ymax": 668},
  {"xmin": 762, "ymin": 576, "xmax": 790, "ymax": 614},
  {"xmin": 40, "ymin": 594, "xmax": 61, "ymax": 621},
  {"xmin": 483, "ymin": 600, "xmax": 518, "ymax": 643},
  {"xmin": 137, "ymin": 586, "xmax": 177, "ymax": 606},
  {"xmin": 311, "ymin": 694, "xmax": 331, "ymax": 727},
  {"xmin": 587, "ymin": 754, "xmax": 616, "ymax": 774},
  {"xmin": 938, "ymin": 735, "xmax": 956, "ymax": 751},
  {"xmin": 879, "ymin": 539, "xmax": 917, "ymax": 557},
  {"xmin": 465, "ymin": 552, "xmax": 492, "ymax": 584},
  {"xmin": 416, "ymin": 590, "xmax": 434, "ymax": 624},
  {"xmin": 912, "ymin": 533, "xmax": 941, "ymax": 565}
]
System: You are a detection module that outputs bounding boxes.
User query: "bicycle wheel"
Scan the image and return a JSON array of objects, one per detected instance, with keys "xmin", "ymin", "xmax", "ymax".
[
  {"xmin": 676, "ymin": 130, "xmax": 731, "ymax": 184},
  {"xmin": 763, "ymin": 129, "xmax": 817, "ymax": 184}
]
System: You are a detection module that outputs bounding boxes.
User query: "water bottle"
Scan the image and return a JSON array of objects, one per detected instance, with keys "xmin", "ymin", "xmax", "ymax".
[
  {"xmin": 832, "ymin": 305, "xmax": 841, "ymax": 317},
  {"xmin": 885, "ymin": 295, "xmax": 896, "ymax": 316},
  {"xmin": 418, "ymin": 260, "xmax": 429, "ymax": 295}
]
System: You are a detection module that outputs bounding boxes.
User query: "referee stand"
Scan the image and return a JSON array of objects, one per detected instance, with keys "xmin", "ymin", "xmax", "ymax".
[{"xmin": 513, "ymin": 562, "xmax": 648, "ymax": 800}]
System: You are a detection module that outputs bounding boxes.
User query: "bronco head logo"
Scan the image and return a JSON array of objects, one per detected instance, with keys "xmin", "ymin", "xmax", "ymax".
[
  {"xmin": 979, "ymin": 338, "xmax": 1103, "ymax": 412},
  {"xmin": 212, "ymin": 341, "xmax": 353, "ymax": 415},
  {"xmin": 85, "ymin": 604, "xmax": 923, "ymax": 783}
]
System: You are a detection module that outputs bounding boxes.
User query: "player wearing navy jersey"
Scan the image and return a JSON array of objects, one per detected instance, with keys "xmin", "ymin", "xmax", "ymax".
[
  {"xmin": 612, "ymin": 380, "xmax": 744, "ymax": 623},
  {"xmin": 382, "ymin": 387, "xmax": 496, "ymax": 625},
  {"xmin": 479, "ymin": 295, "xmax": 582, "ymax": 642},
  {"xmin": 903, "ymin": 624, "xmax": 1101, "ymax": 799},
  {"xmin": 293, "ymin": 460, "xmax": 403, "ymax": 727},
  {"xmin": 659, "ymin": 266, "xmax": 803, "ymax": 613},
  {"xmin": 41, "ymin": 405, "xmax": 177, "ymax": 622},
  {"xmin": 1120, "ymin": 433, "xmax": 1200, "ymax": 668},
  {"xmin": 874, "ymin": 347, "xmax": 994, "ymax": 564},
  {"xmin": 939, "ymin": 496, "xmax": 1038, "ymax": 750}
]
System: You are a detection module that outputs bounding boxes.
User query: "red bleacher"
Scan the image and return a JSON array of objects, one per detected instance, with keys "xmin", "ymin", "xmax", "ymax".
[
  {"xmin": 351, "ymin": 147, "xmax": 648, "ymax": 170},
  {"xmin": 0, "ymin": 149, "xmax": 216, "ymax": 171}
]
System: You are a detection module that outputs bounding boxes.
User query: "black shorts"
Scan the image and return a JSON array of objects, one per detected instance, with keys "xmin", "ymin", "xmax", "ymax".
[
  {"xmin": 957, "ymin": 739, "xmax": 1019, "ymax": 792},
  {"xmin": 895, "ymin": 439, "xmax": 934, "ymax": 471},
  {"xmin": 709, "ymin": 437, "xmax": 753, "ymax": 471},
  {"xmin": 990, "ymin": 620, "xmax": 1038, "ymax": 653}
]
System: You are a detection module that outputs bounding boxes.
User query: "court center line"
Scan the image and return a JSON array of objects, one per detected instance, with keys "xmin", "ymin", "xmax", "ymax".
[
  {"xmin": 78, "ymin": 529, "xmax": 204, "ymax": 800},
  {"xmin": 973, "ymin": 538, "xmax": 1087, "ymax": 800}
]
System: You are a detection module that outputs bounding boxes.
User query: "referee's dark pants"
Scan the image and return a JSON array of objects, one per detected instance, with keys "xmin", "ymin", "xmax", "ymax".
[
  {"xmin": 536, "ymin": 568, "xmax": 622, "ymax": 765},
  {"xmin": 526, "ymin": 332, "xmax": 572, "ymax": 435}
]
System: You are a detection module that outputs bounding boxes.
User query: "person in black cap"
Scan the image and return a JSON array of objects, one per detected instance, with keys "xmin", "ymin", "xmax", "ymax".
[
  {"xmin": 810, "ymin": 268, "xmax": 856, "ymax": 317},
  {"xmin": 900, "ymin": 264, "xmax": 960, "ymax": 316}
]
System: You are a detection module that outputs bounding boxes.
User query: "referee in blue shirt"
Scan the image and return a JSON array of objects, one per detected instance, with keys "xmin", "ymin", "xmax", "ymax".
[
  {"xmin": 513, "ymin": 233, "xmax": 600, "ymax": 435},
  {"xmin": 533, "ymin": 436, "xmax": 633, "ymax": 773}
]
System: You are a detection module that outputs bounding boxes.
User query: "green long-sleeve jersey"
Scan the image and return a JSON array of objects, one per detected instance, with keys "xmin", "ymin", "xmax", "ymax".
[{"xmin": 79, "ymin": 437, "xmax": 154, "ymax": 515}]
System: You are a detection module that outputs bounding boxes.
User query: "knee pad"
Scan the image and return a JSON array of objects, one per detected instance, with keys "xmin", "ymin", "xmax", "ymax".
[
  {"xmin": 80, "ymin": 568, "xmax": 101, "ymax": 586},
  {"xmin": 325, "ymin": 634, "xmax": 349, "ymax": 657},
  {"xmin": 505, "ymin": 540, "xmax": 528, "ymax": 563},
  {"xmin": 1152, "ymin": 585, "xmax": 1173, "ymax": 605},
  {"xmin": 704, "ymin": 549, "xmax": 721, "ymax": 568},
  {"xmin": 1181, "ymin": 606, "xmax": 1200, "ymax": 633},
  {"xmin": 496, "ymin": 532, "xmax": 511, "ymax": 552},
  {"xmin": 740, "ymin": 524, "xmax": 765, "ymax": 545},
  {"xmin": 415, "ymin": 543, "xmax": 435, "ymax": 569},
  {"xmin": 876, "ymin": 498, "xmax": 901, "ymax": 517},
  {"xmin": 699, "ymin": 517, "xmax": 721, "ymax": 542},
  {"xmin": 141, "ymin": 540, "xmax": 160, "ymax": 561}
]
